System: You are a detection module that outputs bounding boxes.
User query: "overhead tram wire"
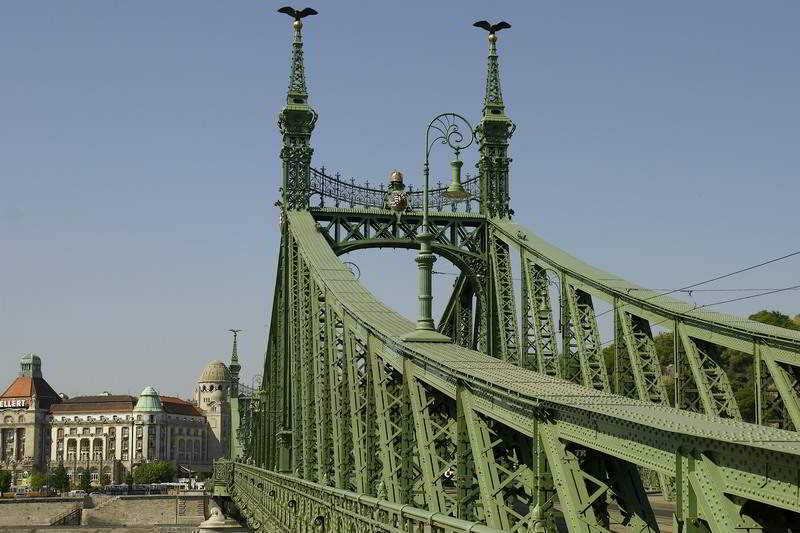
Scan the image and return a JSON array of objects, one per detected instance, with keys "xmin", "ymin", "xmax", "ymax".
[
  {"xmin": 596, "ymin": 282, "xmax": 800, "ymax": 349},
  {"xmin": 432, "ymin": 248, "xmax": 800, "ymax": 333},
  {"xmin": 432, "ymin": 269, "xmax": 793, "ymax": 293},
  {"xmin": 593, "ymin": 249, "xmax": 800, "ymax": 319}
]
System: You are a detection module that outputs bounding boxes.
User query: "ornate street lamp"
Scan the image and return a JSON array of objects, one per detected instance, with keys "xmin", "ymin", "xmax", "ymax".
[{"xmin": 402, "ymin": 113, "xmax": 475, "ymax": 342}]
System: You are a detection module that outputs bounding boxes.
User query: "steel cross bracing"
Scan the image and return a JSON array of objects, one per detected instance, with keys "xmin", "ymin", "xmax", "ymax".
[
  {"xmin": 229, "ymin": 11, "xmax": 800, "ymax": 532},
  {"xmin": 224, "ymin": 211, "xmax": 800, "ymax": 533},
  {"xmin": 495, "ymin": 222, "xmax": 800, "ymax": 428},
  {"xmin": 520, "ymin": 255, "xmax": 560, "ymax": 376}
]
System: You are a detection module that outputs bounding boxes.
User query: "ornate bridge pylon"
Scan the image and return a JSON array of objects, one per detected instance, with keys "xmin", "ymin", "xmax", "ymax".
[{"xmin": 214, "ymin": 9, "xmax": 800, "ymax": 533}]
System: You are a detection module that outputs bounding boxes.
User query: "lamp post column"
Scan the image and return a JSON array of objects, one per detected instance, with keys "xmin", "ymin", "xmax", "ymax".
[
  {"xmin": 414, "ymin": 160, "xmax": 437, "ymax": 332},
  {"xmin": 403, "ymin": 113, "xmax": 473, "ymax": 343}
]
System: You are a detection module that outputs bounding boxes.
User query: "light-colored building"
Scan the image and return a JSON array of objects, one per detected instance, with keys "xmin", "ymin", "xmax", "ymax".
[
  {"xmin": 0, "ymin": 355, "xmax": 60, "ymax": 485},
  {"xmin": 0, "ymin": 353, "xmax": 234, "ymax": 487},
  {"xmin": 48, "ymin": 388, "xmax": 210, "ymax": 484},
  {"xmin": 193, "ymin": 360, "xmax": 231, "ymax": 463}
]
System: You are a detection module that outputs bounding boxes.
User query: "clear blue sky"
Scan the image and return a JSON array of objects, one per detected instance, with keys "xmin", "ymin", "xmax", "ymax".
[{"xmin": 2, "ymin": 2, "xmax": 798, "ymax": 398}]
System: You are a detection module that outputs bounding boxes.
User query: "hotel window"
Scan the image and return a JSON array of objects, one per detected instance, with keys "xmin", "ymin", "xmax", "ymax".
[
  {"xmin": 95, "ymin": 427, "xmax": 103, "ymax": 435},
  {"xmin": 82, "ymin": 428, "xmax": 89, "ymax": 435},
  {"xmin": 122, "ymin": 427, "xmax": 129, "ymax": 437},
  {"xmin": 57, "ymin": 429, "xmax": 64, "ymax": 438},
  {"xmin": 108, "ymin": 427, "xmax": 115, "ymax": 436},
  {"xmin": 91, "ymin": 472, "xmax": 99, "ymax": 481},
  {"xmin": 121, "ymin": 452, "xmax": 128, "ymax": 460}
]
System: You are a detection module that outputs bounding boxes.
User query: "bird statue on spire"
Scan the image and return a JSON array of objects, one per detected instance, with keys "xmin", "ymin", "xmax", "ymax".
[
  {"xmin": 473, "ymin": 20, "xmax": 511, "ymax": 41},
  {"xmin": 278, "ymin": 6, "xmax": 318, "ymax": 23}
]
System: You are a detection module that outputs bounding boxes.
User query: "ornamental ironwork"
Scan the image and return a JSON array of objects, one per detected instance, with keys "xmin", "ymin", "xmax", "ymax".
[{"xmin": 308, "ymin": 167, "xmax": 481, "ymax": 212}]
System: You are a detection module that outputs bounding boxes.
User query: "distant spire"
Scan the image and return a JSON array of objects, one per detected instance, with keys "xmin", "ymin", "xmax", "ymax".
[
  {"xmin": 228, "ymin": 329, "xmax": 241, "ymax": 397},
  {"xmin": 228, "ymin": 329, "xmax": 241, "ymax": 373}
]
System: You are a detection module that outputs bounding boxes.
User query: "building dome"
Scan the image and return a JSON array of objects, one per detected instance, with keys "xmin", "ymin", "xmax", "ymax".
[
  {"xmin": 200, "ymin": 360, "xmax": 230, "ymax": 383},
  {"xmin": 134, "ymin": 386, "xmax": 163, "ymax": 412}
]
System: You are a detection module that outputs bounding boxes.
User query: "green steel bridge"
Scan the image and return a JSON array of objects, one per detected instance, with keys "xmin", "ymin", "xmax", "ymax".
[{"xmin": 212, "ymin": 11, "xmax": 800, "ymax": 533}]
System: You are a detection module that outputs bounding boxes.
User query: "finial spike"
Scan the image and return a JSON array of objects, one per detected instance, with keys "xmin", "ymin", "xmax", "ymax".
[
  {"xmin": 228, "ymin": 329, "xmax": 242, "ymax": 368},
  {"xmin": 280, "ymin": 7, "xmax": 318, "ymax": 104},
  {"xmin": 473, "ymin": 20, "xmax": 511, "ymax": 114}
]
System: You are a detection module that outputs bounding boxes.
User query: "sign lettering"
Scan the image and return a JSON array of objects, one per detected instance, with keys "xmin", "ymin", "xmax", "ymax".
[{"xmin": 0, "ymin": 399, "xmax": 29, "ymax": 409}]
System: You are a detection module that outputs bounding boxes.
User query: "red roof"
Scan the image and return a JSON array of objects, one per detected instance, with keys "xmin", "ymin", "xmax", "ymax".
[
  {"xmin": 1, "ymin": 376, "xmax": 61, "ymax": 409},
  {"xmin": 161, "ymin": 396, "xmax": 204, "ymax": 417},
  {"xmin": 50, "ymin": 395, "xmax": 136, "ymax": 414},
  {"xmin": 49, "ymin": 394, "xmax": 204, "ymax": 417}
]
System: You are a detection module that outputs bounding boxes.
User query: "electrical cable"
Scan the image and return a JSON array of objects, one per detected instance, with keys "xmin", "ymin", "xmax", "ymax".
[{"xmin": 596, "ymin": 282, "xmax": 800, "ymax": 348}]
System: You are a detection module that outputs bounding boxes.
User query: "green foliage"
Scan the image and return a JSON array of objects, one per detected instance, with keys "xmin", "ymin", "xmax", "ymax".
[
  {"xmin": 78, "ymin": 470, "xmax": 92, "ymax": 492},
  {"xmin": 747, "ymin": 310, "xmax": 800, "ymax": 331},
  {"xmin": 49, "ymin": 466, "xmax": 70, "ymax": 493},
  {"xmin": 101, "ymin": 473, "xmax": 110, "ymax": 487},
  {"xmin": 133, "ymin": 461, "xmax": 175, "ymax": 484},
  {"xmin": 125, "ymin": 472, "xmax": 134, "ymax": 486},
  {"xmin": 28, "ymin": 471, "xmax": 48, "ymax": 490},
  {"xmin": 0, "ymin": 470, "xmax": 11, "ymax": 494}
]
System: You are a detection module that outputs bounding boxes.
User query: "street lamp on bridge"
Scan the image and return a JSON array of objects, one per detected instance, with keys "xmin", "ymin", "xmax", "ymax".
[{"xmin": 402, "ymin": 113, "xmax": 475, "ymax": 343}]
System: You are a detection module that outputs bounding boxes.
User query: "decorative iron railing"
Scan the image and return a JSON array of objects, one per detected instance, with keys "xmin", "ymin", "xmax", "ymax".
[
  {"xmin": 309, "ymin": 167, "xmax": 481, "ymax": 212},
  {"xmin": 217, "ymin": 461, "xmax": 502, "ymax": 533}
]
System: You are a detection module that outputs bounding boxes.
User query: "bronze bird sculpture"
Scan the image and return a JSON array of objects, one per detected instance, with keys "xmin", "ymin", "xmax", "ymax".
[
  {"xmin": 473, "ymin": 20, "xmax": 511, "ymax": 35},
  {"xmin": 277, "ymin": 6, "xmax": 319, "ymax": 21}
]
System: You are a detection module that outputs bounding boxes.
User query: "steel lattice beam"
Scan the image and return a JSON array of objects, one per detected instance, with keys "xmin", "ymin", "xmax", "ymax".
[{"xmin": 489, "ymin": 236, "xmax": 522, "ymax": 365}]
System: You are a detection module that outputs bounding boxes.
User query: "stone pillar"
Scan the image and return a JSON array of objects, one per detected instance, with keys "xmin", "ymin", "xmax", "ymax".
[
  {"xmin": 142, "ymin": 426, "xmax": 148, "ymax": 461},
  {"xmin": 50, "ymin": 427, "xmax": 57, "ymax": 463},
  {"xmin": 12, "ymin": 428, "xmax": 19, "ymax": 460},
  {"xmin": 116, "ymin": 426, "xmax": 123, "ymax": 459}
]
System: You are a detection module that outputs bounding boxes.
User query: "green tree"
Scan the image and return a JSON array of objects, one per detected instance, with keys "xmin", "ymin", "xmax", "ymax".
[
  {"xmin": 78, "ymin": 470, "xmax": 92, "ymax": 493},
  {"xmin": 747, "ymin": 310, "xmax": 800, "ymax": 331},
  {"xmin": 100, "ymin": 473, "xmax": 110, "ymax": 487},
  {"xmin": 133, "ymin": 461, "xmax": 175, "ymax": 484},
  {"xmin": 0, "ymin": 470, "xmax": 11, "ymax": 495},
  {"xmin": 125, "ymin": 472, "xmax": 134, "ymax": 485},
  {"xmin": 49, "ymin": 466, "xmax": 70, "ymax": 493},
  {"xmin": 28, "ymin": 471, "xmax": 48, "ymax": 491}
]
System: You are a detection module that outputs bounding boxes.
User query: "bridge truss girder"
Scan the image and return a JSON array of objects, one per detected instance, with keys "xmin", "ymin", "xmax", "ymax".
[{"xmin": 233, "ymin": 211, "xmax": 800, "ymax": 533}]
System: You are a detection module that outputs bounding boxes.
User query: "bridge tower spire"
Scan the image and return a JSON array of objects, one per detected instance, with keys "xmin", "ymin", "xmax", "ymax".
[
  {"xmin": 228, "ymin": 328, "xmax": 241, "ymax": 396},
  {"xmin": 474, "ymin": 21, "xmax": 515, "ymax": 219},
  {"xmin": 278, "ymin": 7, "xmax": 319, "ymax": 210}
]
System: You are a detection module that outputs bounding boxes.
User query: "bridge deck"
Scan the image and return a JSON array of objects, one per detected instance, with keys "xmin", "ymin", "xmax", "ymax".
[{"xmin": 290, "ymin": 210, "xmax": 800, "ymax": 453}]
